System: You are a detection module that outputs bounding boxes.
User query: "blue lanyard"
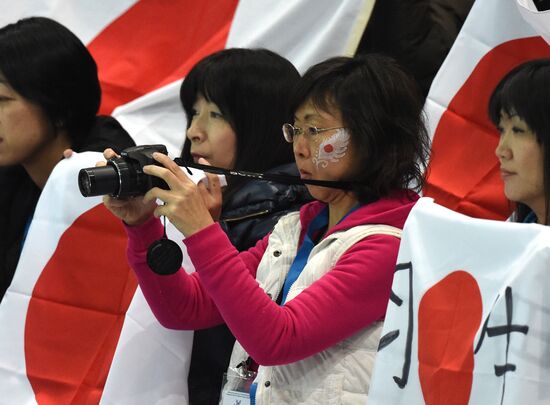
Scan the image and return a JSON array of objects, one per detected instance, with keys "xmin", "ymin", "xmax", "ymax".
[
  {"xmin": 523, "ymin": 211, "xmax": 537, "ymax": 223},
  {"xmin": 280, "ymin": 207, "xmax": 328, "ymax": 304},
  {"xmin": 280, "ymin": 204, "xmax": 361, "ymax": 304}
]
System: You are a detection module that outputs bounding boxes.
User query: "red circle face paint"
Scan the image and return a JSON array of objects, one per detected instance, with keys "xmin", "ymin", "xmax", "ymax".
[{"xmin": 313, "ymin": 129, "xmax": 350, "ymax": 169}]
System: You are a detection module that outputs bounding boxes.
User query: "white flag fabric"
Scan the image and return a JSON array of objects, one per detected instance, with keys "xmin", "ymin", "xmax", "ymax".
[
  {"xmin": 114, "ymin": 0, "xmax": 376, "ymax": 155},
  {"xmin": 0, "ymin": 152, "xmax": 194, "ymax": 404},
  {"xmin": 368, "ymin": 198, "xmax": 550, "ymax": 404},
  {"xmin": 0, "ymin": 1, "xmax": 375, "ymax": 404},
  {"xmin": 516, "ymin": 0, "xmax": 550, "ymax": 45},
  {"xmin": 422, "ymin": 0, "xmax": 550, "ymax": 220}
]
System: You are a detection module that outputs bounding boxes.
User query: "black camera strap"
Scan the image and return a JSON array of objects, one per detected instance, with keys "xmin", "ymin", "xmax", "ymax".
[
  {"xmin": 147, "ymin": 160, "xmax": 355, "ymax": 275},
  {"xmin": 173, "ymin": 159, "xmax": 354, "ymax": 190}
]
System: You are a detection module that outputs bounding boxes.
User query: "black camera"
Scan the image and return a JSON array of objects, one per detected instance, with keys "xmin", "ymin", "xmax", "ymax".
[{"xmin": 78, "ymin": 144, "xmax": 169, "ymax": 198}]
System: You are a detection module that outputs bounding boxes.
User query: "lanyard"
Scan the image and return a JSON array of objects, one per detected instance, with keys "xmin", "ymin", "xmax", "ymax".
[
  {"xmin": 523, "ymin": 211, "xmax": 537, "ymax": 223},
  {"xmin": 280, "ymin": 204, "xmax": 361, "ymax": 304}
]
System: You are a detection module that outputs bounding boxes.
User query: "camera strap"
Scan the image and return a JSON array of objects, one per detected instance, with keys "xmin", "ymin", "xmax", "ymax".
[
  {"xmin": 146, "ymin": 212, "xmax": 183, "ymax": 275},
  {"xmin": 173, "ymin": 159, "xmax": 354, "ymax": 190},
  {"xmin": 146, "ymin": 160, "xmax": 357, "ymax": 275}
]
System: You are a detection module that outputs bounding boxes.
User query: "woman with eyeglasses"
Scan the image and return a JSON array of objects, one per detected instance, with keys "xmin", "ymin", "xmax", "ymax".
[{"xmin": 102, "ymin": 53, "xmax": 430, "ymax": 403}]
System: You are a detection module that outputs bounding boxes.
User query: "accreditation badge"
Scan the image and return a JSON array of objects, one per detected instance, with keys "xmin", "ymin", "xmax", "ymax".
[{"xmin": 219, "ymin": 358, "xmax": 257, "ymax": 405}]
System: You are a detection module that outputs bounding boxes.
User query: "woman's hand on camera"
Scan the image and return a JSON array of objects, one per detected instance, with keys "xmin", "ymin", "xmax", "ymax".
[
  {"xmin": 142, "ymin": 152, "xmax": 214, "ymax": 237},
  {"xmin": 100, "ymin": 148, "xmax": 157, "ymax": 226},
  {"xmin": 63, "ymin": 148, "xmax": 74, "ymax": 159},
  {"xmin": 196, "ymin": 158, "xmax": 223, "ymax": 221}
]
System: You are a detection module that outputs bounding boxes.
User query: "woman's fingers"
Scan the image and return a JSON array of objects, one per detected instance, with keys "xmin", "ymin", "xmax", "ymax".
[
  {"xmin": 143, "ymin": 152, "xmax": 194, "ymax": 191},
  {"xmin": 103, "ymin": 148, "xmax": 119, "ymax": 159},
  {"xmin": 133, "ymin": 153, "xmax": 214, "ymax": 236},
  {"xmin": 197, "ymin": 167, "xmax": 223, "ymax": 220},
  {"xmin": 142, "ymin": 186, "xmax": 177, "ymax": 205},
  {"xmin": 202, "ymin": 172, "xmax": 221, "ymax": 192},
  {"xmin": 153, "ymin": 152, "xmax": 192, "ymax": 183},
  {"xmin": 197, "ymin": 158, "xmax": 221, "ymax": 190},
  {"xmin": 63, "ymin": 148, "xmax": 74, "ymax": 159},
  {"xmin": 95, "ymin": 148, "xmax": 118, "ymax": 167},
  {"xmin": 103, "ymin": 195, "xmax": 129, "ymax": 208}
]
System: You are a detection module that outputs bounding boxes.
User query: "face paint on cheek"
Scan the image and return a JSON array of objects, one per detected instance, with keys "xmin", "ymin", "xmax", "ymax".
[{"xmin": 312, "ymin": 128, "xmax": 350, "ymax": 169}]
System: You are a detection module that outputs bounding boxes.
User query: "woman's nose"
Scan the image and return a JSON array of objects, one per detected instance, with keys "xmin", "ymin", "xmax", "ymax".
[
  {"xmin": 186, "ymin": 117, "xmax": 205, "ymax": 142},
  {"xmin": 495, "ymin": 132, "xmax": 511, "ymax": 161},
  {"xmin": 292, "ymin": 132, "xmax": 311, "ymax": 160}
]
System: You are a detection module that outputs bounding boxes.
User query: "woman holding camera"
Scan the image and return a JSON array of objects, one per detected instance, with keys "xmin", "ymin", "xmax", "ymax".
[
  {"xmin": 177, "ymin": 48, "xmax": 312, "ymax": 404},
  {"xmin": 179, "ymin": 48, "xmax": 311, "ymax": 252},
  {"xmin": 104, "ymin": 54, "xmax": 430, "ymax": 403},
  {"xmin": 0, "ymin": 17, "xmax": 134, "ymax": 301}
]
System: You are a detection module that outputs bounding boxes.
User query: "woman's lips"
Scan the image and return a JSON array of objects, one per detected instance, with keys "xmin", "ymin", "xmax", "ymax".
[
  {"xmin": 191, "ymin": 153, "xmax": 204, "ymax": 163},
  {"xmin": 500, "ymin": 169, "xmax": 515, "ymax": 179}
]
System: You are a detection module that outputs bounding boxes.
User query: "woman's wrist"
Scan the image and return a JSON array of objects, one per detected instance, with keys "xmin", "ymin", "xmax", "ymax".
[
  {"xmin": 124, "ymin": 216, "xmax": 164, "ymax": 251},
  {"xmin": 123, "ymin": 213, "xmax": 155, "ymax": 227}
]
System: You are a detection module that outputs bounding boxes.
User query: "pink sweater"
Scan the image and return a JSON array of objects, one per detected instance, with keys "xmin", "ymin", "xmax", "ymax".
[{"xmin": 126, "ymin": 191, "xmax": 418, "ymax": 366}]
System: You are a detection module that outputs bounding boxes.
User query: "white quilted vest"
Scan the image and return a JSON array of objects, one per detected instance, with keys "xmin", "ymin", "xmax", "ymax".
[{"xmin": 226, "ymin": 212, "xmax": 402, "ymax": 404}]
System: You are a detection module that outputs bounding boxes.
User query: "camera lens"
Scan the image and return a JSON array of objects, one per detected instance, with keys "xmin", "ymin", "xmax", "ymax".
[{"xmin": 78, "ymin": 166, "xmax": 120, "ymax": 197}]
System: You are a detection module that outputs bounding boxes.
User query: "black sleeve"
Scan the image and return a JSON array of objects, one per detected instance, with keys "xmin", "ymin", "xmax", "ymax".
[
  {"xmin": 357, "ymin": 0, "xmax": 475, "ymax": 96},
  {"xmin": 75, "ymin": 115, "xmax": 135, "ymax": 154}
]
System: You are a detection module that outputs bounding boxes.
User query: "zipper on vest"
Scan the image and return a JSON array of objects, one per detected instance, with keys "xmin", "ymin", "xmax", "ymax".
[{"xmin": 223, "ymin": 209, "xmax": 270, "ymax": 222}]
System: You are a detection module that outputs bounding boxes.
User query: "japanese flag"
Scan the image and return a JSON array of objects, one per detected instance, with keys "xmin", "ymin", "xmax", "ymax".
[
  {"xmin": 423, "ymin": 0, "xmax": 550, "ymax": 220},
  {"xmin": 368, "ymin": 1, "xmax": 550, "ymax": 403},
  {"xmin": 0, "ymin": 1, "xmax": 375, "ymax": 404},
  {"xmin": 368, "ymin": 198, "xmax": 550, "ymax": 405}
]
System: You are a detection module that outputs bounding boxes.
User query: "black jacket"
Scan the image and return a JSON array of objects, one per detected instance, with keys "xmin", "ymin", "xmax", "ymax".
[
  {"xmin": 188, "ymin": 162, "xmax": 312, "ymax": 404},
  {"xmin": 357, "ymin": 0, "xmax": 474, "ymax": 97},
  {"xmin": 0, "ymin": 115, "xmax": 135, "ymax": 301},
  {"xmin": 220, "ymin": 163, "xmax": 313, "ymax": 251}
]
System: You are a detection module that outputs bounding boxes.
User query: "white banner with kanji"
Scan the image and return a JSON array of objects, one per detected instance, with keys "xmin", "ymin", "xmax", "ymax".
[{"xmin": 368, "ymin": 198, "xmax": 550, "ymax": 404}]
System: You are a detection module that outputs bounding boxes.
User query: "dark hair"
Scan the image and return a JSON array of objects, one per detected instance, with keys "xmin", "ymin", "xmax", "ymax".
[
  {"xmin": 289, "ymin": 54, "xmax": 430, "ymax": 203},
  {"xmin": 0, "ymin": 17, "xmax": 100, "ymax": 146},
  {"xmin": 488, "ymin": 58, "xmax": 550, "ymax": 224},
  {"xmin": 180, "ymin": 48, "xmax": 299, "ymax": 180}
]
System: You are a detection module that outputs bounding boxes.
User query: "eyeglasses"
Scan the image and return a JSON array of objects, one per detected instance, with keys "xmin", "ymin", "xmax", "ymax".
[{"xmin": 282, "ymin": 123, "xmax": 346, "ymax": 143}]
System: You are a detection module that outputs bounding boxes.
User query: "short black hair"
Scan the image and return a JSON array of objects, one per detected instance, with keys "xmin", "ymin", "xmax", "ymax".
[
  {"xmin": 290, "ymin": 54, "xmax": 430, "ymax": 203},
  {"xmin": 179, "ymin": 48, "xmax": 299, "ymax": 174},
  {"xmin": 0, "ymin": 17, "xmax": 100, "ymax": 146},
  {"xmin": 488, "ymin": 58, "xmax": 550, "ymax": 224}
]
